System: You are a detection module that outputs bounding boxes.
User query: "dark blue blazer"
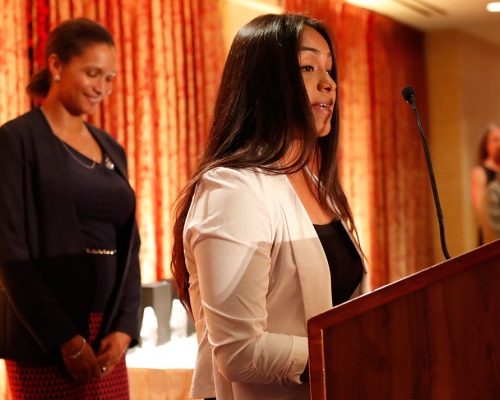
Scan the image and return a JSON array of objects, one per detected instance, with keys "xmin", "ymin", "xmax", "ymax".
[{"xmin": 0, "ymin": 108, "xmax": 141, "ymax": 362}]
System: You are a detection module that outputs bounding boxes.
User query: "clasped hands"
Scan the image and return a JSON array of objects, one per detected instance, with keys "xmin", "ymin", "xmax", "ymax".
[{"xmin": 61, "ymin": 332, "xmax": 131, "ymax": 381}]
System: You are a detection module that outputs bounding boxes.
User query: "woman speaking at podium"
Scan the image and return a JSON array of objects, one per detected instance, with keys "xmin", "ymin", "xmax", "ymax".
[{"xmin": 171, "ymin": 13, "xmax": 370, "ymax": 400}]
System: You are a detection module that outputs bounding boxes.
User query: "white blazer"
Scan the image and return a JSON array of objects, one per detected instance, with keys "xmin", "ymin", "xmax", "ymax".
[{"xmin": 184, "ymin": 167, "xmax": 370, "ymax": 400}]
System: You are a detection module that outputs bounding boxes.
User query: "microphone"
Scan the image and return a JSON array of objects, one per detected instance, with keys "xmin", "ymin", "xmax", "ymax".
[{"xmin": 401, "ymin": 85, "xmax": 451, "ymax": 260}]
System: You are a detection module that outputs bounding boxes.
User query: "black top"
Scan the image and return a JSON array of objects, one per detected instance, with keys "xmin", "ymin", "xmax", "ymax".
[
  {"xmin": 483, "ymin": 165, "xmax": 497, "ymax": 184},
  {"xmin": 313, "ymin": 220, "xmax": 363, "ymax": 306},
  {"xmin": 60, "ymin": 140, "xmax": 135, "ymax": 311},
  {"xmin": 60, "ymin": 141, "xmax": 135, "ymax": 249}
]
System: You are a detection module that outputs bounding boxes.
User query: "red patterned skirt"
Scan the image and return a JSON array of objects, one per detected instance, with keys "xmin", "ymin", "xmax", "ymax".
[{"xmin": 5, "ymin": 313, "xmax": 130, "ymax": 400}]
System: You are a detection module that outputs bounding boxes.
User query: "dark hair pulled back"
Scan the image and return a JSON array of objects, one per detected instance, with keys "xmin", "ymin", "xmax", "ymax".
[{"xmin": 27, "ymin": 18, "xmax": 114, "ymax": 99}]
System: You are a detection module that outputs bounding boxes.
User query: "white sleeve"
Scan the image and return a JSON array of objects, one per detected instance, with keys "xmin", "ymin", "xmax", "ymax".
[{"xmin": 185, "ymin": 168, "xmax": 307, "ymax": 385}]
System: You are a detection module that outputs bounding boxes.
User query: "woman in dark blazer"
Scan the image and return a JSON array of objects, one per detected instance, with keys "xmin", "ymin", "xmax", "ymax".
[{"xmin": 0, "ymin": 18, "xmax": 141, "ymax": 399}]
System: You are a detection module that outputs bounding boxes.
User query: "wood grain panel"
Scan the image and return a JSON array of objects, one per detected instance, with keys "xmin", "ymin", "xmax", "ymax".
[{"xmin": 308, "ymin": 241, "xmax": 500, "ymax": 399}]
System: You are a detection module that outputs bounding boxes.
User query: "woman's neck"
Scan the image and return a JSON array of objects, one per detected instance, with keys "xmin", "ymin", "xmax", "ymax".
[
  {"xmin": 40, "ymin": 98, "xmax": 85, "ymax": 140},
  {"xmin": 280, "ymin": 138, "xmax": 320, "ymax": 173}
]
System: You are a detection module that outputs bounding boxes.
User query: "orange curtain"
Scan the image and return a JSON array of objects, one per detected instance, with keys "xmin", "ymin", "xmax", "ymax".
[
  {"xmin": 285, "ymin": 0, "xmax": 433, "ymax": 288},
  {"xmin": 29, "ymin": 0, "xmax": 225, "ymax": 282},
  {"xmin": 0, "ymin": 0, "xmax": 30, "ymax": 122}
]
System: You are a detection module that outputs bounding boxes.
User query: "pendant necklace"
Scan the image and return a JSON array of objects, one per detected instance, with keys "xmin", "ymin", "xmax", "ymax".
[
  {"xmin": 59, "ymin": 137, "xmax": 97, "ymax": 169},
  {"xmin": 40, "ymin": 107, "xmax": 97, "ymax": 169}
]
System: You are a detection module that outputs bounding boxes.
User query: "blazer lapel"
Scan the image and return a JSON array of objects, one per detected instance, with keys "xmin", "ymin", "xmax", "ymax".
[
  {"xmin": 305, "ymin": 166, "xmax": 369, "ymax": 293},
  {"xmin": 86, "ymin": 124, "xmax": 128, "ymax": 179},
  {"xmin": 32, "ymin": 108, "xmax": 86, "ymax": 256},
  {"xmin": 268, "ymin": 174, "xmax": 332, "ymax": 320}
]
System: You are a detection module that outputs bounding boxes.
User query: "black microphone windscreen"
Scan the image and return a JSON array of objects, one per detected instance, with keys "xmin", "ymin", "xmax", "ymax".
[{"xmin": 401, "ymin": 86, "xmax": 416, "ymax": 102}]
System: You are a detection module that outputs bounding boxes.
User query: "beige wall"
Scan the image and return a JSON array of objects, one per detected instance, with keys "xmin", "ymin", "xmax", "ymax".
[
  {"xmin": 426, "ymin": 31, "xmax": 500, "ymax": 263},
  {"xmin": 221, "ymin": 0, "xmax": 283, "ymax": 52}
]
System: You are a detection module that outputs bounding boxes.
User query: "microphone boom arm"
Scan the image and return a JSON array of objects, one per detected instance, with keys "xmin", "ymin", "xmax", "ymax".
[{"xmin": 403, "ymin": 86, "xmax": 451, "ymax": 260}]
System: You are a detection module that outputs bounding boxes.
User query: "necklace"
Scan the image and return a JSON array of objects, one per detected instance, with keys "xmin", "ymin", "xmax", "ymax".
[
  {"xmin": 104, "ymin": 153, "xmax": 115, "ymax": 170},
  {"xmin": 59, "ymin": 138, "xmax": 97, "ymax": 169},
  {"xmin": 39, "ymin": 107, "xmax": 97, "ymax": 169}
]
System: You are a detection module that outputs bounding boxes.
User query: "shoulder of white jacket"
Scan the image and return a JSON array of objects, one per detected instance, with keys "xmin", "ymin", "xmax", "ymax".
[{"xmin": 197, "ymin": 167, "xmax": 292, "ymax": 202}]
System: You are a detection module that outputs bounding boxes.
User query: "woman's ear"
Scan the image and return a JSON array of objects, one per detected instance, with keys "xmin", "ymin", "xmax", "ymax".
[{"xmin": 46, "ymin": 53, "xmax": 62, "ymax": 82}]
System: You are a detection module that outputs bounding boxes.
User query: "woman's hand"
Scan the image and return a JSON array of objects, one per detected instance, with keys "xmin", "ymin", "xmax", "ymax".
[
  {"xmin": 96, "ymin": 332, "xmax": 131, "ymax": 376},
  {"xmin": 61, "ymin": 335, "xmax": 101, "ymax": 381}
]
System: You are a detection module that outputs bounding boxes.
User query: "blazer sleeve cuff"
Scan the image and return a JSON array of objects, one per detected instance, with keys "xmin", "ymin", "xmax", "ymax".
[{"xmin": 287, "ymin": 335, "xmax": 309, "ymax": 384}]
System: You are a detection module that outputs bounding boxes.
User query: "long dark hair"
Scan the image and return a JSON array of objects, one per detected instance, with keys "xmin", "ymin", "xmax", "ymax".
[
  {"xmin": 27, "ymin": 18, "xmax": 114, "ymax": 99},
  {"xmin": 171, "ymin": 13, "xmax": 357, "ymax": 315}
]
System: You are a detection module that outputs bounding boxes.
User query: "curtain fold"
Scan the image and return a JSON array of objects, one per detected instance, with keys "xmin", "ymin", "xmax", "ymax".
[
  {"xmin": 284, "ymin": 0, "xmax": 433, "ymax": 288},
  {"xmin": 367, "ymin": 11, "xmax": 432, "ymax": 287},
  {"xmin": 0, "ymin": 0, "xmax": 30, "ymax": 123}
]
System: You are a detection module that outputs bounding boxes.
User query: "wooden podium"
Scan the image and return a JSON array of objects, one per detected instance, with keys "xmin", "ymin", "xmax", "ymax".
[{"xmin": 308, "ymin": 241, "xmax": 500, "ymax": 399}]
